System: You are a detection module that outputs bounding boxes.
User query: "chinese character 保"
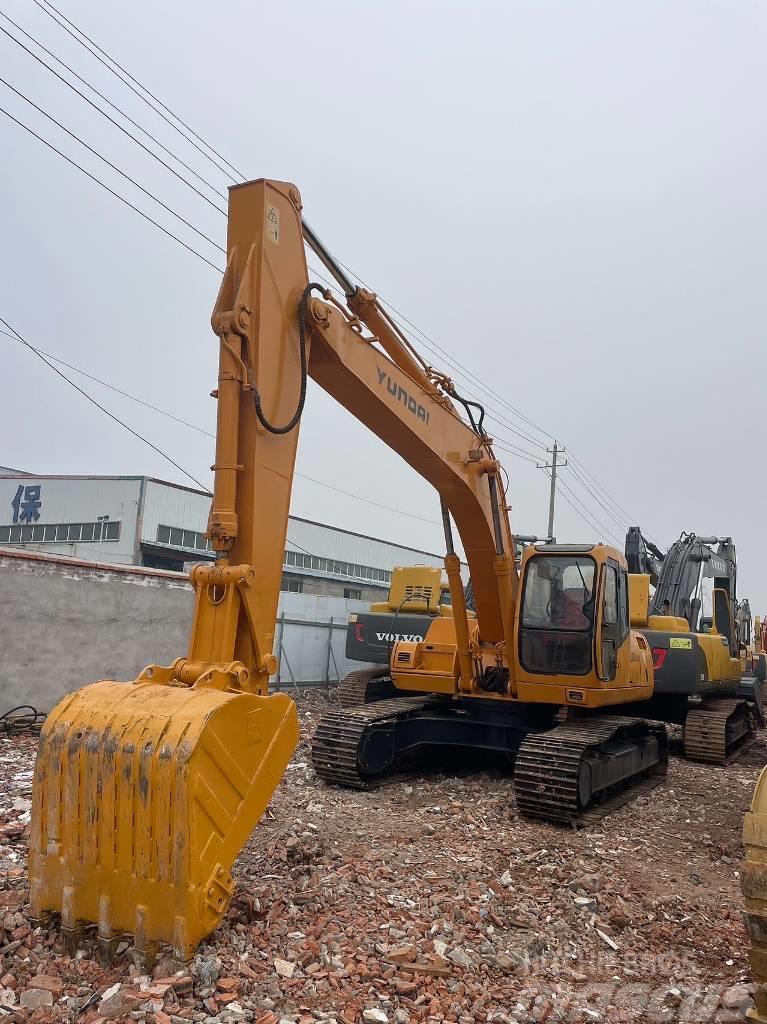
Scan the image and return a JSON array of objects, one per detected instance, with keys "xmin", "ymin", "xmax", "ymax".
[{"xmin": 11, "ymin": 485, "xmax": 42, "ymax": 524}]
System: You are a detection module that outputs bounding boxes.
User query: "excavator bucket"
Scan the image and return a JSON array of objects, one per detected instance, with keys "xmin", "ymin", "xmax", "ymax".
[
  {"xmin": 29, "ymin": 677, "xmax": 298, "ymax": 963},
  {"xmin": 742, "ymin": 765, "xmax": 767, "ymax": 1022}
]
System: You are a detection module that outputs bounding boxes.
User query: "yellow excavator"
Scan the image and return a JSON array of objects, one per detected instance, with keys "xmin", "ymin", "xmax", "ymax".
[
  {"xmin": 29, "ymin": 178, "xmax": 666, "ymax": 964},
  {"xmin": 744, "ymin": 769, "xmax": 767, "ymax": 1022},
  {"xmin": 340, "ymin": 564, "xmax": 468, "ymax": 706}
]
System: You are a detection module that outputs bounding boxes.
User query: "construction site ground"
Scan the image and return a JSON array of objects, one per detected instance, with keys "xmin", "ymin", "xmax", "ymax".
[{"xmin": 0, "ymin": 691, "xmax": 762, "ymax": 1024}]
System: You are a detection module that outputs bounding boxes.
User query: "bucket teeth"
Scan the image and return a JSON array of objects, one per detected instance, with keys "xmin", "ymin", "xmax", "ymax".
[
  {"xmin": 30, "ymin": 679, "xmax": 298, "ymax": 960},
  {"xmin": 61, "ymin": 924, "xmax": 85, "ymax": 958},
  {"xmin": 96, "ymin": 934, "xmax": 121, "ymax": 967}
]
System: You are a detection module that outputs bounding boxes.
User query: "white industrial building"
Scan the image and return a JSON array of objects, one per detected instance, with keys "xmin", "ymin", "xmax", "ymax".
[{"xmin": 0, "ymin": 472, "xmax": 446, "ymax": 602}]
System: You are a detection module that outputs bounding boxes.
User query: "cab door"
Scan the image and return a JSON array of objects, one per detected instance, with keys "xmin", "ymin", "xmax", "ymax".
[{"xmin": 595, "ymin": 560, "xmax": 630, "ymax": 684}]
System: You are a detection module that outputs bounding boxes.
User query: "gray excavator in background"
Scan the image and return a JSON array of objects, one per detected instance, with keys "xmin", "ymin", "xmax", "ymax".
[{"xmin": 624, "ymin": 528, "xmax": 763, "ymax": 762}]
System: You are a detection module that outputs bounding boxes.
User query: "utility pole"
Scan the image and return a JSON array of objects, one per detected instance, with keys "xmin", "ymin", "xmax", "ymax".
[{"xmin": 537, "ymin": 442, "xmax": 567, "ymax": 541}]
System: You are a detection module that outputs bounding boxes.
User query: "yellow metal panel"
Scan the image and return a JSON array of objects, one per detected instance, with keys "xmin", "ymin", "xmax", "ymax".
[
  {"xmin": 628, "ymin": 573, "xmax": 650, "ymax": 627},
  {"xmin": 743, "ymin": 767, "xmax": 767, "ymax": 1021},
  {"xmin": 648, "ymin": 614, "xmax": 691, "ymax": 631}
]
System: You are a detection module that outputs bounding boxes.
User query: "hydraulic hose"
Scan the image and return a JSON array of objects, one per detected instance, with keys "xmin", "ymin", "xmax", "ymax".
[{"xmin": 253, "ymin": 282, "xmax": 325, "ymax": 435}]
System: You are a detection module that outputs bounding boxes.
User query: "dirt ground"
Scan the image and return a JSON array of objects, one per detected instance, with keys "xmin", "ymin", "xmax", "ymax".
[{"xmin": 0, "ymin": 691, "xmax": 762, "ymax": 1023}]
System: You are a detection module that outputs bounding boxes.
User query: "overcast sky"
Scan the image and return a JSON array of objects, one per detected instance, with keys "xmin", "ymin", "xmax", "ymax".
[{"xmin": 1, "ymin": 1, "xmax": 765, "ymax": 609}]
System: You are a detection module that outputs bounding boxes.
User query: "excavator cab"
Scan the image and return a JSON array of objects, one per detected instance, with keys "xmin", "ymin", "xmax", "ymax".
[
  {"xmin": 517, "ymin": 549, "xmax": 596, "ymax": 675},
  {"xmin": 513, "ymin": 543, "xmax": 651, "ymax": 706}
]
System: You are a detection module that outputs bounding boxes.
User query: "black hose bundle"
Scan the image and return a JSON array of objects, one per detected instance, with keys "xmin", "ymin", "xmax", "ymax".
[
  {"xmin": 0, "ymin": 704, "xmax": 44, "ymax": 734},
  {"xmin": 253, "ymin": 282, "xmax": 326, "ymax": 435}
]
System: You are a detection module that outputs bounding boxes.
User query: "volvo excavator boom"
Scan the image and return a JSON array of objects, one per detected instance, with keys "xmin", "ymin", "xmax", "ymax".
[{"xmin": 30, "ymin": 179, "xmax": 664, "ymax": 962}]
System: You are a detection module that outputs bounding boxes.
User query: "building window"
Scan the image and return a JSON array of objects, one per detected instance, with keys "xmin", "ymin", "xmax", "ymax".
[
  {"xmin": 344, "ymin": 587, "xmax": 362, "ymax": 600},
  {"xmin": 156, "ymin": 524, "xmax": 211, "ymax": 551},
  {"xmin": 0, "ymin": 521, "xmax": 120, "ymax": 544},
  {"xmin": 281, "ymin": 576, "xmax": 303, "ymax": 593},
  {"xmin": 281, "ymin": 547, "xmax": 391, "ymax": 585},
  {"xmin": 142, "ymin": 553, "xmax": 185, "ymax": 573}
]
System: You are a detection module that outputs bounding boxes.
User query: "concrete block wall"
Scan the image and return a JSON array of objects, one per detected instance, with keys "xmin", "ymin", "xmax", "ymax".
[
  {"xmin": 0, "ymin": 549, "xmax": 371, "ymax": 712},
  {"xmin": 0, "ymin": 549, "xmax": 194, "ymax": 712}
]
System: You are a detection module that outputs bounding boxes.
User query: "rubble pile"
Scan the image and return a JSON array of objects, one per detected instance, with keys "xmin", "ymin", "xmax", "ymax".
[{"xmin": 0, "ymin": 696, "xmax": 761, "ymax": 1023}]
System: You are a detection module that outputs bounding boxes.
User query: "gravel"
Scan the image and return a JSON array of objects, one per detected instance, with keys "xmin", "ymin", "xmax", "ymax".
[{"xmin": 0, "ymin": 693, "xmax": 760, "ymax": 1023}]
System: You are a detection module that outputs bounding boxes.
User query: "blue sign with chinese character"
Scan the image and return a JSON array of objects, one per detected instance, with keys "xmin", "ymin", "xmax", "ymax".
[{"xmin": 10, "ymin": 484, "xmax": 42, "ymax": 524}]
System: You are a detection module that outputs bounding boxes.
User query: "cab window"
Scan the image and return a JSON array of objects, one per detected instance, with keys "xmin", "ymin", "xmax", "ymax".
[
  {"xmin": 617, "ymin": 569, "xmax": 629, "ymax": 641},
  {"xmin": 603, "ymin": 565, "xmax": 618, "ymax": 625},
  {"xmin": 519, "ymin": 555, "xmax": 596, "ymax": 675}
]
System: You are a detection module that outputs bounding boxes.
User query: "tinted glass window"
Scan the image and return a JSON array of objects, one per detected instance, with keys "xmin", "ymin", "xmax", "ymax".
[
  {"xmin": 603, "ymin": 566, "xmax": 618, "ymax": 625},
  {"xmin": 617, "ymin": 570, "xmax": 629, "ymax": 636},
  {"xmin": 522, "ymin": 556, "xmax": 596, "ymax": 632}
]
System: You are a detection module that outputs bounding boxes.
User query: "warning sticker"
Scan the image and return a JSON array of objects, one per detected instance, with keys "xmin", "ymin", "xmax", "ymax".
[
  {"xmin": 669, "ymin": 637, "xmax": 692, "ymax": 650},
  {"xmin": 266, "ymin": 203, "xmax": 280, "ymax": 244}
]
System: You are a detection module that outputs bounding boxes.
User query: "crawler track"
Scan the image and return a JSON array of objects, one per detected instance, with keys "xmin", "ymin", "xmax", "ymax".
[
  {"xmin": 683, "ymin": 698, "xmax": 757, "ymax": 764},
  {"xmin": 312, "ymin": 696, "xmax": 433, "ymax": 787},
  {"xmin": 513, "ymin": 716, "xmax": 668, "ymax": 826},
  {"xmin": 336, "ymin": 668, "xmax": 402, "ymax": 708}
]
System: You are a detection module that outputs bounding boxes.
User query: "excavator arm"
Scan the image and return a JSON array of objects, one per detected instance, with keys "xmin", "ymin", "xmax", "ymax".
[
  {"xmin": 29, "ymin": 179, "xmax": 518, "ymax": 961},
  {"xmin": 208, "ymin": 179, "xmax": 517, "ymax": 681}
]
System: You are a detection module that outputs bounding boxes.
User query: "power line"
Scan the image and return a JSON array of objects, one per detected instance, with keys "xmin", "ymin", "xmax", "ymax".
[
  {"xmin": 567, "ymin": 460, "xmax": 632, "ymax": 533},
  {"xmin": 1, "ymin": 325, "xmax": 442, "ymax": 577},
  {"xmin": 568, "ymin": 453, "xmax": 635, "ymax": 525},
  {"xmin": 0, "ymin": 328, "xmax": 450, "ymax": 529},
  {"xmin": 3, "ymin": 22, "xmax": 645, "ymax": 529},
  {"xmin": 0, "ymin": 103, "xmax": 224, "ymax": 272},
  {"xmin": 37, "ymin": 4, "xmax": 647, "ymax": 524},
  {"xmin": 0, "ymin": 74, "xmax": 225, "ymax": 253},
  {"xmin": 31, "ymin": 0, "xmax": 243, "ymax": 182},
  {"xmin": 0, "ymin": 21, "xmax": 228, "ymax": 215},
  {"xmin": 330, "ymin": 252, "xmax": 555, "ymax": 446},
  {"xmin": 301, "ymin": 264, "xmax": 546, "ymax": 458},
  {"xmin": 543, "ymin": 470, "xmax": 620, "ymax": 545},
  {"xmin": 554, "ymin": 473, "xmax": 623, "ymax": 546},
  {"xmin": 1, "ymin": 19, "xmax": 562, "ymax": 464},
  {"xmin": 567, "ymin": 452, "xmax": 664, "ymax": 547},
  {"xmin": 0, "ymin": 93, "xmax": 539, "ymax": 471},
  {"xmin": 284, "ymin": 537, "xmax": 390, "ymax": 587},
  {"xmin": 0, "ymin": 8, "xmax": 229, "ymax": 199},
  {"xmin": 0, "ymin": 315, "xmax": 209, "ymax": 490},
  {"xmin": 6, "ymin": 19, "xmax": 533, "ymax": 458}
]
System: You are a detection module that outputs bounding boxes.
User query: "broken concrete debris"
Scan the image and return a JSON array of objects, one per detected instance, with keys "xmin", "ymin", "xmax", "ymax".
[{"xmin": 0, "ymin": 692, "xmax": 759, "ymax": 1023}]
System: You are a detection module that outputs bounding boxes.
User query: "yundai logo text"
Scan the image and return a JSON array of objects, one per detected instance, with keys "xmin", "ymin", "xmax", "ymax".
[{"xmin": 376, "ymin": 367, "xmax": 430, "ymax": 425}]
